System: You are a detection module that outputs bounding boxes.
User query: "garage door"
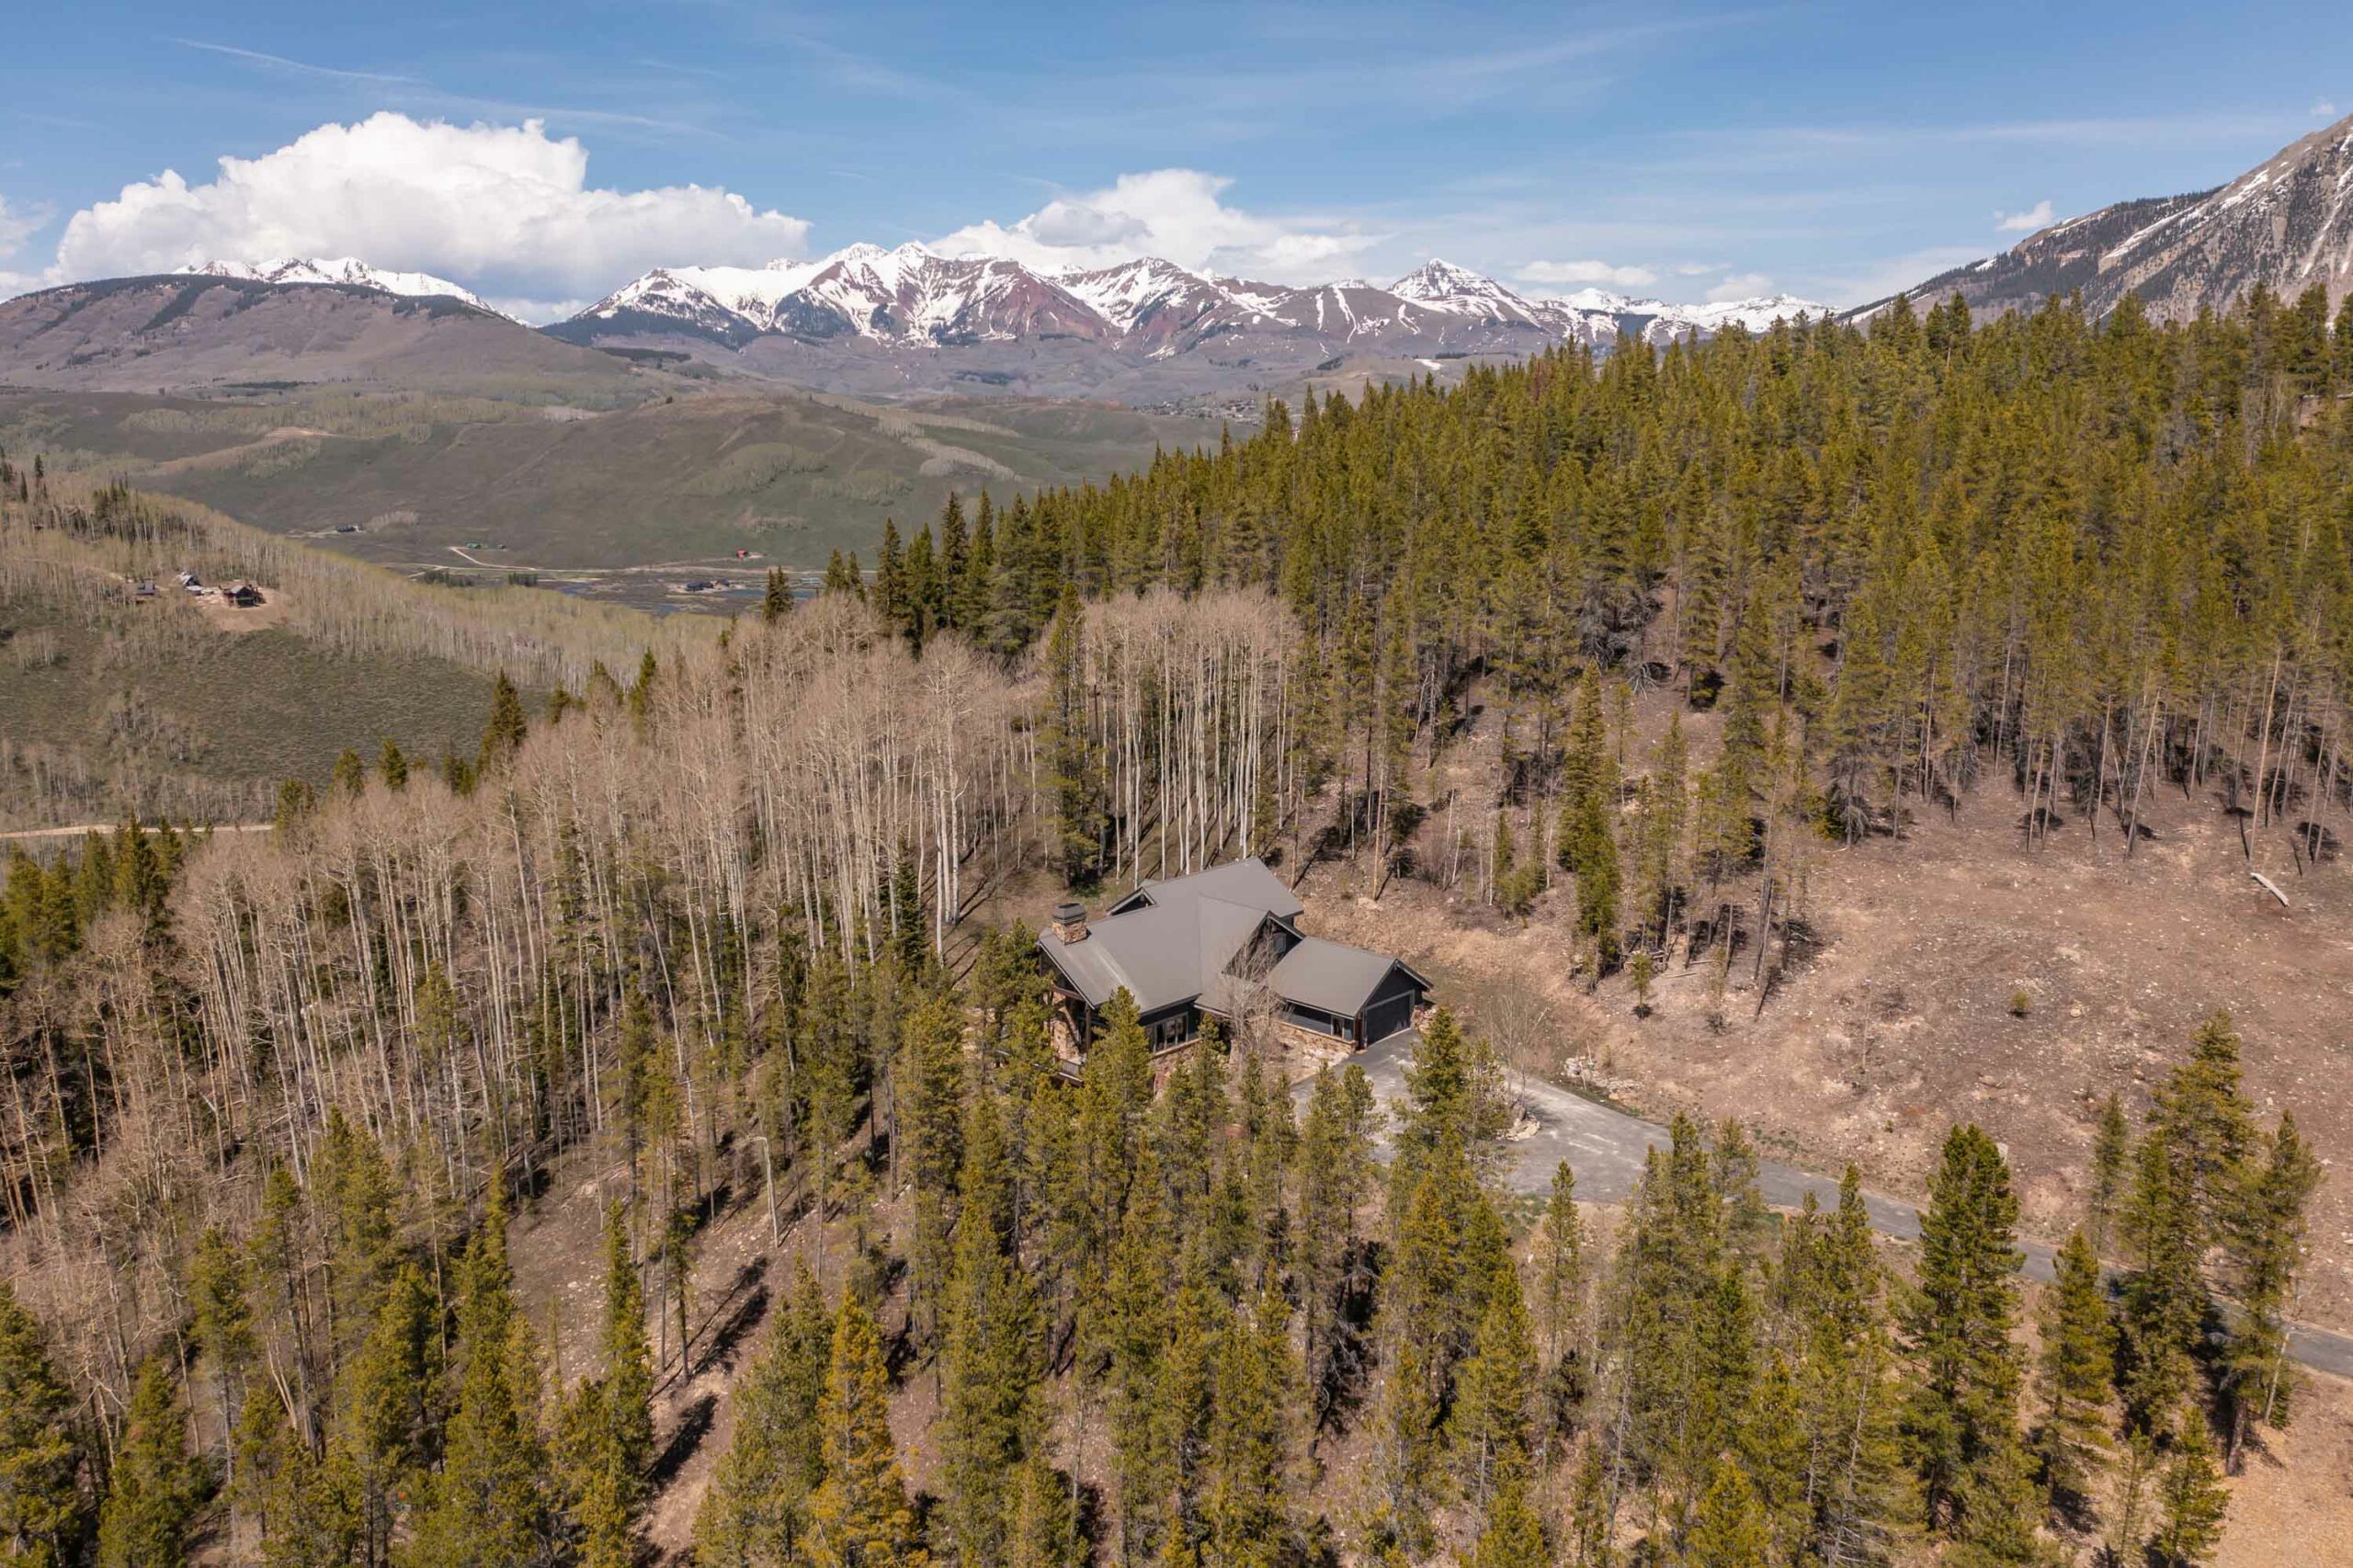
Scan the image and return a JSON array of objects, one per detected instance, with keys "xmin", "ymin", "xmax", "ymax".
[{"xmin": 1363, "ymin": 992, "xmax": 1415, "ymax": 1043}]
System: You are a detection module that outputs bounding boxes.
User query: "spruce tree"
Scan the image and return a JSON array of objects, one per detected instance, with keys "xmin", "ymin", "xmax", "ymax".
[
  {"xmin": 806, "ymin": 1291, "xmax": 922, "ymax": 1568},
  {"xmin": 2151, "ymin": 1412, "xmax": 2229, "ymax": 1567},
  {"xmin": 562, "ymin": 1203, "xmax": 655, "ymax": 1568},
  {"xmin": 1685, "ymin": 1463, "xmax": 1770, "ymax": 1568},
  {"xmin": 2032, "ymin": 1230, "xmax": 2114, "ymax": 1508},
  {"xmin": 1450, "ymin": 1265, "xmax": 1535, "ymax": 1506},
  {"xmin": 1903, "ymin": 1124, "xmax": 2026, "ymax": 1538},
  {"xmin": 2221, "ymin": 1111, "xmax": 2321, "ymax": 1460},
  {"xmin": 401, "ymin": 1185, "xmax": 549, "ymax": 1568},
  {"xmin": 95, "ymin": 1359, "xmax": 197, "ymax": 1568},
  {"xmin": 2088, "ymin": 1092, "xmax": 2131, "ymax": 1252},
  {"xmin": 697, "ymin": 1261, "xmax": 831, "ymax": 1567},
  {"xmin": 1467, "ymin": 1458, "xmax": 1546, "ymax": 1568},
  {"xmin": 479, "ymin": 670, "xmax": 529, "ymax": 772},
  {"xmin": 0, "ymin": 1283, "xmax": 84, "ymax": 1566}
]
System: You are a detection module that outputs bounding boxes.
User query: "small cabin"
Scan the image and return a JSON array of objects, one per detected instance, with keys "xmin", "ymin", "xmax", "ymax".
[{"xmin": 219, "ymin": 581, "xmax": 264, "ymax": 608}]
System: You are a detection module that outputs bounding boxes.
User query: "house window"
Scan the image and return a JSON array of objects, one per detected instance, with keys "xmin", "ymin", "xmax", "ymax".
[{"xmin": 1146, "ymin": 1012, "xmax": 1193, "ymax": 1051}]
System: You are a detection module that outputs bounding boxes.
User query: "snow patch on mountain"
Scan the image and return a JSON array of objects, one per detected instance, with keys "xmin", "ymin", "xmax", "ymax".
[{"xmin": 179, "ymin": 257, "xmax": 504, "ymax": 316}]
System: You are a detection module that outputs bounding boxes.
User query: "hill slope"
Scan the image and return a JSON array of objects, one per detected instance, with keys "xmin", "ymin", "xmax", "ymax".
[
  {"xmin": 1860, "ymin": 110, "xmax": 2353, "ymax": 321},
  {"xmin": 0, "ymin": 385, "xmax": 1211, "ymax": 571},
  {"xmin": 0, "ymin": 274, "xmax": 648, "ymax": 394}
]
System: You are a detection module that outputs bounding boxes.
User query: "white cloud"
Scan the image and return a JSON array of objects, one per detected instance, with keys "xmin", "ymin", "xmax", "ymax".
[
  {"xmin": 0, "ymin": 194, "xmax": 52, "ymax": 300},
  {"xmin": 1705, "ymin": 271, "xmax": 1771, "ymax": 302},
  {"xmin": 1518, "ymin": 257, "xmax": 1658, "ymax": 288},
  {"xmin": 1994, "ymin": 199, "xmax": 2054, "ymax": 233},
  {"xmin": 0, "ymin": 195, "xmax": 50, "ymax": 260},
  {"xmin": 929, "ymin": 169, "xmax": 1375, "ymax": 281},
  {"xmin": 2315, "ymin": 99, "xmax": 2341, "ymax": 119},
  {"xmin": 48, "ymin": 113, "xmax": 808, "ymax": 318}
]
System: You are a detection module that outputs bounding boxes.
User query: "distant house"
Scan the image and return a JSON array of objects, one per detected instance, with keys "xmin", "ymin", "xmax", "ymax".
[
  {"xmin": 1036, "ymin": 858, "xmax": 1431, "ymax": 1059},
  {"xmin": 176, "ymin": 570, "xmax": 201, "ymax": 590},
  {"xmin": 218, "ymin": 581, "xmax": 264, "ymax": 608}
]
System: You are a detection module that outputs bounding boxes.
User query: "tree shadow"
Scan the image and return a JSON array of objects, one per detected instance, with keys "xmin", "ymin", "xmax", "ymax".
[{"xmin": 647, "ymin": 1392, "xmax": 717, "ymax": 1494}]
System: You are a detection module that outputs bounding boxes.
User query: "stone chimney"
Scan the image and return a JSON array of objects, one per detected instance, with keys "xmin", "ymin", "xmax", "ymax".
[{"xmin": 1051, "ymin": 900, "xmax": 1088, "ymax": 944}]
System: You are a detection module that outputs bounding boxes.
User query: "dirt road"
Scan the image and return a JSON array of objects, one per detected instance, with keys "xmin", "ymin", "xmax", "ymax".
[
  {"xmin": 0, "ymin": 823, "xmax": 272, "ymax": 842},
  {"xmin": 1313, "ymin": 1028, "xmax": 2353, "ymax": 1381}
]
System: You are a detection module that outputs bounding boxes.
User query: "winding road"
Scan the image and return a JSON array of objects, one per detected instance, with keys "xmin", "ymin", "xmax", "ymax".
[{"xmin": 1310, "ymin": 1029, "xmax": 2353, "ymax": 1381}]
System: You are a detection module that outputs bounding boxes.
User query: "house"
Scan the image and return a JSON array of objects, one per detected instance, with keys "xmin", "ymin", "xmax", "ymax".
[
  {"xmin": 1036, "ymin": 858, "xmax": 1431, "ymax": 1059},
  {"xmin": 218, "ymin": 581, "xmax": 264, "ymax": 608}
]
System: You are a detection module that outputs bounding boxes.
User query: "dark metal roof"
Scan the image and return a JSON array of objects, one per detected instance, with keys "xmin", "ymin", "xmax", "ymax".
[
  {"xmin": 1038, "ymin": 858, "xmax": 1419, "ymax": 1022},
  {"xmin": 1110, "ymin": 858, "xmax": 1303, "ymax": 921},
  {"xmin": 1266, "ymin": 937, "xmax": 1415, "ymax": 1017}
]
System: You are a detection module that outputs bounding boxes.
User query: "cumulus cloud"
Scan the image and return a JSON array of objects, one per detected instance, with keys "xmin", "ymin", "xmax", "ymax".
[
  {"xmin": 51, "ymin": 113, "xmax": 808, "ymax": 318},
  {"xmin": 929, "ymin": 169, "xmax": 1375, "ymax": 281},
  {"xmin": 2315, "ymin": 99, "xmax": 2341, "ymax": 119},
  {"xmin": 1704, "ymin": 271, "xmax": 1772, "ymax": 302},
  {"xmin": 1994, "ymin": 199, "xmax": 2054, "ymax": 233},
  {"xmin": 1518, "ymin": 258, "xmax": 1658, "ymax": 288}
]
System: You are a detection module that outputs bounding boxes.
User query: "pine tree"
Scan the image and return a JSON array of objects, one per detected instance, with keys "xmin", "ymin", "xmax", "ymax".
[
  {"xmin": 2088, "ymin": 1092, "xmax": 2131, "ymax": 1251},
  {"xmin": 0, "ymin": 1283, "xmax": 84, "ymax": 1567},
  {"xmin": 2120, "ymin": 1125, "xmax": 2204, "ymax": 1432},
  {"xmin": 188, "ymin": 1225, "xmax": 256, "ymax": 1475},
  {"xmin": 1467, "ymin": 1458, "xmax": 1546, "ymax": 1568},
  {"xmin": 697, "ymin": 1261, "xmax": 831, "ymax": 1567},
  {"xmin": 1450, "ymin": 1266, "xmax": 1535, "ymax": 1506},
  {"xmin": 1202, "ymin": 1288, "xmax": 1298, "ymax": 1568},
  {"xmin": 2220, "ymin": 1111, "xmax": 2322, "ymax": 1460},
  {"xmin": 1904, "ymin": 1124, "xmax": 2026, "ymax": 1537},
  {"xmin": 401, "ymin": 1185, "xmax": 549, "ymax": 1568},
  {"xmin": 95, "ymin": 1359, "xmax": 197, "ymax": 1568},
  {"xmin": 337, "ymin": 1261, "xmax": 439, "ymax": 1567},
  {"xmin": 479, "ymin": 670, "xmax": 529, "ymax": 772},
  {"xmin": 1685, "ymin": 1463, "xmax": 1770, "ymax": 1568},
  {"xmin": 938, "ymin": 1095, "xmax": 1042, "ymax": 1568},
  {"xmin": 563, "ymin": 1203, "xmax": 655, "ymax": 1568},
  {"xmin": 806, "ymin": 1291, "xmax": 923, "ymax": 1568},
  {"xmin": 2151, "ymin": 1412, "xmax": 2229, "ymax": 1567},
  {"xmin": 2032, "ymin": 1230, "xmax": 2114, "ymax": 1508},
  {"xmin": 1556, "ymin": 667, "xmax": 1622, "ymax": 970},
  {"xmin": 1042, "ymin": 584, "xmax": 1100, "ymax": 885},
  {"xmin": 764, "ymin": 567, "xmax": 794, "ymax": 623}
]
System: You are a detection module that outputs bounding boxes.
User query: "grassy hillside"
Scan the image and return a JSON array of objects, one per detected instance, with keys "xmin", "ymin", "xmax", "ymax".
[
  {"xmin": 0, "ymin": 383, "xmax": 1216, "ymax": 571},
  {"xmin": 0, "ymin": 472, "xmax": 702, "ymax": 827}
]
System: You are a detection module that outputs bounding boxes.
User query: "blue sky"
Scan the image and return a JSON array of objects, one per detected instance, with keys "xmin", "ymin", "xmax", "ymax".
[{"xmin": 3, "ymin": 1, "xmax": 2347, "ymax": 319}]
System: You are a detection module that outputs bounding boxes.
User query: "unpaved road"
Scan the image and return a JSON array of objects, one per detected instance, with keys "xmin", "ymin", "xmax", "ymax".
[
  {"xmin": 1311, "ymin": 1029, "xmax": 2353, "ymax": 1381},
  {"xmin": 0, "ymin": 823, "xmax": 273, "ymax": 842}
]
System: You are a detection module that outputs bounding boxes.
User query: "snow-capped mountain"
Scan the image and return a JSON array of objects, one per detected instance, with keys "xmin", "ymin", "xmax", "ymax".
[
  {"xmin": 178, "ymin": 257, "xmax": 504, "ymax": 316},
  {"xmin": 1857, "ymin": 108, "xmax": 2353, "ymax": 324},
  {"xmin": 1390, "ymin": 258, "xmax": 1555, "ymax": 327},
  {"xmin": 555, "ymin": 248, "xmax": 1826, "ymax": 387}
]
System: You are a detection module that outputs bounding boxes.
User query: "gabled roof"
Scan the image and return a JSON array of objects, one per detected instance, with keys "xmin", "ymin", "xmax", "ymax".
[
  {"xmin": 1266, "ymin": 937, "xmax": 1424, "ymax": 1017},
  {"xmin": 1039, "ymin": 857, "xmax": 1429, "ymax": 1025},
  {"xmin": 1040, "ymin": 892, "xmax": 1279, "ymax": 1014},
  {"xmin": 1110, "ymin": 858, "xmax": 1302, "ymax": 921}
]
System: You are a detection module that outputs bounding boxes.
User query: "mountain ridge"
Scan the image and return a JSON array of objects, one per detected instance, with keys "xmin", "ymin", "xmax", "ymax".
[{"xmin": 1857, "ymin": 108, "xmax": 2353, "ymax": 323}]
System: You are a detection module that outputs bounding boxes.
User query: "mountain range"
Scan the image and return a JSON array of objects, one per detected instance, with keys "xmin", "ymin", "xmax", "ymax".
[
  {"xmin": 6, "ymin": 109, "xmax": 2348, "ymax": 407},
  {"xmin": 533, "ymin": 249, "xmax": 1824, "ymax": 407},
  {"xmin": 550, "ymin": 246, "xmax": 1818, "ymax": 357}
]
